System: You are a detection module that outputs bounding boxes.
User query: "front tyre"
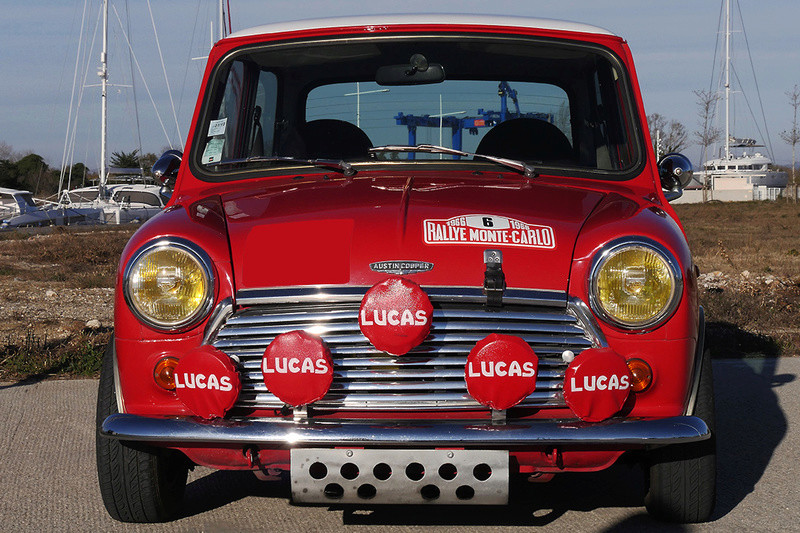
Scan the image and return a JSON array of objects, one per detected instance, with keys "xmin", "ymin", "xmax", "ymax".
[
  {"xmin": 644, "ymin": 347, "xmax": 716, "ymax": 522},
  {"xmin": 96, "ymin": 340, "xmax": 189, "ymax": 523}
]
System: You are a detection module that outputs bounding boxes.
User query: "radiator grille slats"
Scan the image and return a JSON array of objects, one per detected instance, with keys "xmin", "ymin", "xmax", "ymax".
[
  {"xmin": 215, "ymin": 319, "xmax": 586, "ymax": 339},
  {"xmin": 209, "ymin": 287, "xmax": 595, "ymax": 411}
]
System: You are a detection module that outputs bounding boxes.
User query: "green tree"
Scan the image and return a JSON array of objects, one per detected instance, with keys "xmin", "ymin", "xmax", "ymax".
[
  {"xmin": 0, "ymin": 159, "xmax": 20, "ymax": 189},
  {"xmin": 14, "ymin": 154, "xmax": 47, "ymax": 192},
  {"xmin": 138, "ymin": 152, "xmax": 158, "ymax": 176},
  {"xmin": 70, "ymin": 163, "xmax": 89, "ymax": 182},
  {"xmin": 16, "ymin": 153, "xmax": 47, "ymax": 176},
  {"xmin": 110, "ymin": 149, "xmax": 141, "ymax": 169}
]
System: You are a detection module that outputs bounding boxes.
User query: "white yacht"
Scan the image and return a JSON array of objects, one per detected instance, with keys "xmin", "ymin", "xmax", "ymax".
[
  {"xmin": 688, "ymin": 0, "xmax": 787, "ymax": 203},
  {"xmin": 697, "ymin": 141, "xmax": 787, "ymax": 201},
  {"xmin": 0, "ymin": 186, "xmax": 104, "ymax": 229},
  {"xmin": 60, "ymin": 168, "xmax": 168, "ymax": 224}
]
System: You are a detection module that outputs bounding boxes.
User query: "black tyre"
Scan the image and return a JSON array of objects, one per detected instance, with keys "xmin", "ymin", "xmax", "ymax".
[
  {"xmin": 644, "ymin": 348, "xmax": 716, "ymax": 522},
  {"xmin": 96, "ymin": 340, "xmax": 189, "ymax": 523}
]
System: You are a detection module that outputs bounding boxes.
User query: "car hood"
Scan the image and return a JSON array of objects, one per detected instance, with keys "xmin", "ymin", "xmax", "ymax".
[{"xmin": 220, "ymin": 174, "xmax": 605, "ymax": 293}]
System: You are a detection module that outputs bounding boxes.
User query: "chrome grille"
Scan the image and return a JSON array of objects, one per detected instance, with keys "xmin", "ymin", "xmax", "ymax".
[{"xmin": 208, "ymin": 287, "xmax": 599, "ymax": 411}]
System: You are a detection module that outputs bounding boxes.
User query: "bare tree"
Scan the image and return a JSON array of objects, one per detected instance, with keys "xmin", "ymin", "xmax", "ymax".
[
  {"xmin": 0, "ymin": 141, "xmax": 15, "ymax": 162},
  {"xmin": 647, "ymin": 113, "xmax": 688, "ymax": 157},
  {"xmin": 693, "ymin": 89, "xmax": 721, "ymax": 202},
  {"xmin": 780, "ymin": 85, "xmax": 800, "ymax": 202}
]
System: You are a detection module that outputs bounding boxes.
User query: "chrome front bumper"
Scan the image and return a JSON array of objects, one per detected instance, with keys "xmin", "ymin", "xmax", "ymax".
[{"xmin": 101, "ymin": 413, "xmax": 709, "ymax": 447}]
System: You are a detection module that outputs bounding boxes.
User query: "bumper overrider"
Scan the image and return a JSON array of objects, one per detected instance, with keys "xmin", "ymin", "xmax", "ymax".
[{"xmin": 100, "ymin": 413, "xmax": 709, "ymax": 447}]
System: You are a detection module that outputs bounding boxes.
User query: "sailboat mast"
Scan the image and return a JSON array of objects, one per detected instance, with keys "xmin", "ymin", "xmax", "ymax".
[
  {"xmin": 99, "ymin": 0, "xmax": 109, "ymax": 195},
  {"xmin": 218, "ymin": 0, "xmax": 226, "ymax": 41},
  {"xmin": 724, "ymin": 0, "xmax": 731, "ymax": 161}
]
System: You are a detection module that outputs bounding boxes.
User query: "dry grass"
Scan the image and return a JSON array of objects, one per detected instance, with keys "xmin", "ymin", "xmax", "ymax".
[
  {"xmin": 0, "ymin": 225, "xmax": 134, "ymax": 288},
  {"xmin": 0, "ymin": 328, "xmax": 111, "ymax": 379},
  {"xmin": 675, "ymin": 201, "xmax": 800, "ymax": 357},
  {"xmin": 675, "ymin": 201, "xmax": 800, "ymax": 277}
]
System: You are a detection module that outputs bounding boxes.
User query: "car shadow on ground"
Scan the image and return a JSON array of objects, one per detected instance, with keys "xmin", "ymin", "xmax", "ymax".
[
  {"xmin": 337, "ymin": 463, "xmax": 650, "ymax": 527},
  {"xmin": 181, "ymin": 469, "xmax": 290, "ymax": 518},
  {"xmin": 176, "ymin": 359, "xmax": 791, "ymax": 529},
  {"xmin": 711, "ymin": 357, "xmax": 791, "ymax": 519},
  {"xmin": 705, "ymin": 321, "xmax": 781, "ymax": 357}
]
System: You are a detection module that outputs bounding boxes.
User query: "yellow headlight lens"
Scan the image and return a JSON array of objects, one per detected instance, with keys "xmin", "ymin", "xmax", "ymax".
[
  {"xmin": 127, "ymin": 245, "xmax": 211, "ymax": 328},
  {"xmin": 593, "ymin": 244, "xmax": 678, "ymax": 328}
]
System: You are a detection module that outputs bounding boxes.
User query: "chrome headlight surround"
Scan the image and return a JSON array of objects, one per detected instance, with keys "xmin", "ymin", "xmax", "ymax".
[
  {"xmin": 588, "ymin": 237, "xmax": 683, "ymax": 331},
  {"xmin": 123, "ymin": 238, "xmax": 215, "ymax": 331}
]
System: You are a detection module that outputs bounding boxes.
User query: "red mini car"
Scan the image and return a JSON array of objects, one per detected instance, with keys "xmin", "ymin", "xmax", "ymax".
[{"xmin": 96, "ymin": 14, "xmax": 714, "ymax": 524}]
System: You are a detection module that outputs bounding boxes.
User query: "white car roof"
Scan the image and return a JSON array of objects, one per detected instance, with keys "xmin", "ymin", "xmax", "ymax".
[{"xmin": 228, "ymin": 14, "xmax": 615, "ymax": 40}]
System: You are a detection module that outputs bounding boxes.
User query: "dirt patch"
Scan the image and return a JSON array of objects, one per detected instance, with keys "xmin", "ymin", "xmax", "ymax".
[{"xmin": 0, "ymin": 226, "xmax": 134, "ymax": 379}]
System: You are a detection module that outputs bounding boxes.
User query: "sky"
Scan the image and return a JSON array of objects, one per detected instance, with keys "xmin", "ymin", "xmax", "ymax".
[{"xmin": 1, "ymin": 0, "xmax": 799, "ymax": 172}]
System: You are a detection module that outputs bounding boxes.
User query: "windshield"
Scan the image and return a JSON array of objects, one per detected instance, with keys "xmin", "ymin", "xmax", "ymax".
[{"xmin": 195, "ymin": 34, "xmax": 642, "ymax": 179}]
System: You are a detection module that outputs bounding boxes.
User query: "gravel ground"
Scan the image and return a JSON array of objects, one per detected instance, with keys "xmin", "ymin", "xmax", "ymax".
[
  {"xmin": 0, "ymin": 227, "xmax": 127, "ymax": 348},
  {"xmin": 0, "ymin": 283, "xmax": 114, "ymax": 342},
  {"xmin": 699, "ymin": 270, "xmax": 800, "ymax": 291}
]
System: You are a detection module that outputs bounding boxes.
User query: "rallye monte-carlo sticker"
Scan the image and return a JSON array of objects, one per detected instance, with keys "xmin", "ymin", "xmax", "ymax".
[{"xmin": 423, "ymin": 214, "xmax": 555, "ymax": 249}]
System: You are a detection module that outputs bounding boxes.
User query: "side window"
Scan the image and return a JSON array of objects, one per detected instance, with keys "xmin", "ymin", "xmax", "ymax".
[
  {"xmin": 112, "ymin": 191, "xmax": 161, "ymax": 206},
  {"xmin": 592, "ymin": 62, "xmax": 635, "ymax": 170},
  {"xmin": 144, "ymin": 193, "xmax": 162, "ymax": 207},
  {"xmin": 128, "ymin": 192, "xmax": 161, "ymax": 206},
  {"xmin": 252, "ymin": 72, "xmax": 277, "ymax": 157},
  {"xmin": 201, "ymin": 61, "xmax": 277, "ymax": 165},
  {"xmin": 202, "ymin": 61, "xmax": 245, "ymax": 164}
]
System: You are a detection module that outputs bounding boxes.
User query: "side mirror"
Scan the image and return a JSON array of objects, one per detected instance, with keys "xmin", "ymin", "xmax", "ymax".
[
  {"xmin": 152, "ymin": 150, "xmax": 182, "ymax": 189},
  {"xmin": 657, "ymin": 153, "xmax": 693, "ymax": 201}
]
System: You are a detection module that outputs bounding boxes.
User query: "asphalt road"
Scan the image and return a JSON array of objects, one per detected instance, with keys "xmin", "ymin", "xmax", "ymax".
[{"xmin": 1, "ymin": 358, "xmax": 798, "ymax": 532}]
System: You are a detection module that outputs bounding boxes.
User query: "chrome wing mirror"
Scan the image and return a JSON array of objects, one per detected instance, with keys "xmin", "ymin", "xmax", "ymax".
[
  {"xmin": 152, "ymin": 150, "xmax": 182, "ymax": 191},
  {"xmin": 657, "ymin": 153, "xmax": 693, "ymax": 202}
]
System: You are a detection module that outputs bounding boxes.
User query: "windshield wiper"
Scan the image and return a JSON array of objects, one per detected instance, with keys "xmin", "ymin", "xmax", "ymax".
[
  {"xmin": 206, "ymin": 156, "xmax": 356, "ymax": 177},
  {"xmin": 369, "ymin": 144, "xmax": 538, "ymax": 178}
]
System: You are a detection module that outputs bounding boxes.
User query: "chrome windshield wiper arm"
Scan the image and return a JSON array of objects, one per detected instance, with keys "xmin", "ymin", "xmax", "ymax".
[
  {"xmin": 206, "ymin": 156, "xmax": 356, "ymax": 177},
  {"xmin": 369, "ymin": 144, "xmax": 538, "ymax": 178}
]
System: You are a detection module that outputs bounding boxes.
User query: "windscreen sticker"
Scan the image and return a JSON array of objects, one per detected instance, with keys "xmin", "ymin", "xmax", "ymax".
[
  {"xmin": 423, "ymin": 214, "xmax": 555, "ymax": 249},
  {"xmin": 207, "ymin": 117, "xmax": 227, "ymax": 137},
  {"xmin": 201, "ymin": 137, "xmax": 224, "ymax": 164}
]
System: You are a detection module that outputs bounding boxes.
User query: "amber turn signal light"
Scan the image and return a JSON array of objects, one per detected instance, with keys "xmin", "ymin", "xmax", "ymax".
[
  {"xmin": 153, "ymin": 357, "xmax": 179, "ymax": 390},
  {"xmin": 626, "ymin": 358, "xmax": 653, "ymax": 393}
]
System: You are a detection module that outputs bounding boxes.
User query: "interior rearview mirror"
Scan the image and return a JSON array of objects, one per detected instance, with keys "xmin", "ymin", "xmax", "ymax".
[{"xmin": 376, "ymin": 54, "xmax": 445, "ymax": 85}]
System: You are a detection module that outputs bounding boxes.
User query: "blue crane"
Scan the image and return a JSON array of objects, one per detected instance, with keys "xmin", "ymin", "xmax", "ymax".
[{"xmin": 393, "ymin": 82, "xmax": 552, "ymax": 158}]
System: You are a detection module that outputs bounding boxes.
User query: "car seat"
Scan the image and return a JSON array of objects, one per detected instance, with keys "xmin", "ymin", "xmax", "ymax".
[
  {"xmin": 476, "ymin": 118, "xmax": 574, "ymax": 162},
  {"xmin": 300, "ymin": 119, "xmax": 373, "ymax": 159}
]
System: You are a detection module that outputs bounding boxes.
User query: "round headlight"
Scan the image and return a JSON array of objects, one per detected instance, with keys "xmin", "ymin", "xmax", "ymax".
[
  {"xmin": 124, "ymin": 239, "xmax": 214, "ymax": 330},
  {"xmin": 590, "ymin": 240, "xmax": 682, "ymax": 329}
]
